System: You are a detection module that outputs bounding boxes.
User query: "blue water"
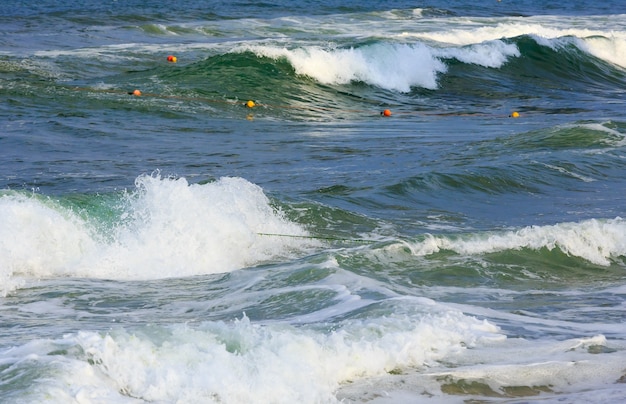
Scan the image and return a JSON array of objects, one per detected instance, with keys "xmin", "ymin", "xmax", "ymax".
[{"xmin": 1, "ymin": 1, "xmax": 626, "ymax": 402}]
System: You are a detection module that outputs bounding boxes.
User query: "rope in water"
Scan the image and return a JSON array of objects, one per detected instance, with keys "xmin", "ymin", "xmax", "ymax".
[
  {"xmin": 256, "ymin": 232, "xmax": 378, "ymax": 243},
  {"xmin": 67, "ymin": 85, "xmax": 523, "ymax": 119}
]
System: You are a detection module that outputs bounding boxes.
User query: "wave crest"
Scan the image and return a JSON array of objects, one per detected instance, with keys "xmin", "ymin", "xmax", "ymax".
[{"xmin": 398, "ymin": 217, "xmax": 626, "ymax": 266}]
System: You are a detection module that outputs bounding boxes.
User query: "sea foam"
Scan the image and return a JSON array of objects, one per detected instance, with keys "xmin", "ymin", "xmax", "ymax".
[
  {"xmin": 238, "ymin": 37, "xmax": 522, "ymax": 92},
  {"xmin": 399, "ymin": 217, "xmax": 626, "ymax": 266},
  {"xmin": 402, "ymin": 19, "xmax": 626, "ymax": 69},
  {"xmin": 238, "ymin": 43, "xmax": 447, "ymax": 92},
  {"xmin": 6, "ymin": 307, "xmax": 503, "ymax": 403},
  {"xmin": 0, "ymin": 174, "xmax": 314, "ymax": 295}
]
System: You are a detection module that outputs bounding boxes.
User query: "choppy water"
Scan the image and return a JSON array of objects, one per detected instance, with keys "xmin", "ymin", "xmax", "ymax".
[{"xmin": 1, "ymin": 1, "xmax": 626, "ymax": 402}]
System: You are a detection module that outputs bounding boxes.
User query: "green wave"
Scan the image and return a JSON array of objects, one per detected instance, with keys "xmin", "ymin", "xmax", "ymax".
[
  {"xmin": 511, "ymin": 35, "xmax": 626, "ymax": 87},
  {"xmin": 502, "ymin": 121, "xmax": 626, "ymax": 150},
  {"xmin": 4, "ymin": 33, "xmax": 626, "ymax": 121}
]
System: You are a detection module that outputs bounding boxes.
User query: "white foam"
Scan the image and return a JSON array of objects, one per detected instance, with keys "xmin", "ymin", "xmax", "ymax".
[
  {"xmin": 434, "ymin": 40, "xmax": 520, "ymax": 68},
  {"xmin": 5, "ymin": 308, "xmax": 503, "ymax": 403},
  {"xmin": 581, "ymin": 34, "xmax": 626, "ymax": 69},
  {"xmin": 235, "ymin": 35, "xmax": 522, "ymax": 92},
  {"xmin": 0, "ymin": 174, "xmax": 315, "ymax": 295},
  {"xmin": 411, "ymin": 9, "xmax": 425, "ymax": 19},
  {"xmin": 396, "ymin": 217, "xmax": 626, "ymax": 266},
  {"xmin": 337, "ymin": 334, "xmax": 626, "ymax": 402},
  {"xmin": 407, "ymin": 22, "xmax": 597, "ymax": 47},
  {"xmin": 399, "ymin": 16, "xmax": 626, "ymax": 69},
  {"xmin": 0, "ymin": 193, "xmax": 98, "ymax": 283},
  {"xmin": 7, "ymin": 310, "xmax": 625, "ymax": 403},
  {"xmin": 237, "ymin": 43, "xmax": 447, "ymax": 92}
]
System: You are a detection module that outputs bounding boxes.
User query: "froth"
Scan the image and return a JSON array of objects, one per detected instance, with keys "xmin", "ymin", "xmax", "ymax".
[
  {"xmin": 103, "ymin": 174, "xmax": 305, "ymax": 278},
  {"xmin": 0, "ymin": 193, "xmax": 97, "ymax": 283},
  {"xmin": 434, "ymin": 40, "xmax": 520, "ymax": 68},
  {"xmin": 398, "ymin": 217, "xmax": 626, "ymax": 266},
  {"xmin": 238, "ymin": 38, "xmax": 525, "ymax": 92},
  {"xmin": 0, "ymin": 175, "xmax": 314, "ymax": 294},
  {"xmin": 403, "ymin": 19, "xmax": 626, "ymax": 69},
  {"xmin": 337, "ymin": 334, "xmax": 626, "ymax": 402},
  {"xmin": 12, "ymin": 309, "xmax": 502, "ymax": 403},
  {"xmin": 239, "ymin": 43, "xmax": 447, "ymax": 92},
  {"xmin": 582, "ymin": 35, "xmax": 626, "ymax": 69}
]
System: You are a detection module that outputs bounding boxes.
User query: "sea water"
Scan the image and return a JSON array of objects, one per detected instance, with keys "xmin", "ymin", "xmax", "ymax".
[{"xmin": 1, "ymin": 0, "xmax": 626, "ymax": 402}]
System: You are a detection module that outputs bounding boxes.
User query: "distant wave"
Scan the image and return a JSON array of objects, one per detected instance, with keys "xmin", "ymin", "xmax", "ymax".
[{"xmin": 229, "ymin": 31, "xmax": 623, "ymax": 93}]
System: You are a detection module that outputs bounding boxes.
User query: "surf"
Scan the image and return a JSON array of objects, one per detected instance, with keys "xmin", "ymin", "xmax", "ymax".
[{"xmin": 0, "ymin": 173, "xmax": 316, "ymax": 296}]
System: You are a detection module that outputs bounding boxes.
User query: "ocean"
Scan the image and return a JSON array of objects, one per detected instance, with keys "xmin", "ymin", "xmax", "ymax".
[{"xmin": 1, "ymin": 0, "xmax": 626, "ymax": 402}]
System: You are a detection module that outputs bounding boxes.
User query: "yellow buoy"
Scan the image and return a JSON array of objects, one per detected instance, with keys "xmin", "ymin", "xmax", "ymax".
[
  {"xmin": 510, "ymin": 111, "xmax": 520, "ymax": 118},
  {"xmin": 246, "ymin": 100, "xmax": 255, "ymax": 108}
]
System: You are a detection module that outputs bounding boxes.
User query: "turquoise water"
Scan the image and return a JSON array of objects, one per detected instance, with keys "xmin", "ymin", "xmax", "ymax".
[{"xmin": 1, "ymin": 1, "xmax": 626, "ymax": 402}]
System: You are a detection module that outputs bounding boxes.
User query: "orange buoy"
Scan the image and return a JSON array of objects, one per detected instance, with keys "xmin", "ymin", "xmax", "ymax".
[
  {"xmin": 381, "ymin": 109, "xmax": 392, "ymax": 117},
  {"xmin": 132, "ymin": 89, "xmax": 142, "ymax": 96},
  {"xmin": 167, "ymin": 55, "xmax": 177, "ymax": 63}
]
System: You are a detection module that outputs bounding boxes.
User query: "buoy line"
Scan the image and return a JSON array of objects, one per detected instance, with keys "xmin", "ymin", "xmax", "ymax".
[
  {"xmin": 69, "ymin": 84, "xmax": 523, "ymax": 119},
  {"xmin": 65, "ymin": 54, "xmax": 523, "ymax": 119}
]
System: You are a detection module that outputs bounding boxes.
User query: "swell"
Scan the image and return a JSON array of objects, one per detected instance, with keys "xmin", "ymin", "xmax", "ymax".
[
  {"xmin": 3, "ymin": 33, "xmax": 625, "ymax": 122},
  {"xmin": 167, "ymin": 36, "xmax": 626, "ymax": 116},
  {"xmin": 378, "ymin": 120, "xmax": 625, "ymax": 201},
  {"xmin": 430, "ymin": 34, "xmax": 626, "ymax": 112},
  {"xmin": 338, "ymin": 217, "xmax": 626, "ymax": 295},
  {"xmin": 503, "ymin": 35, "xmax": 626, "ymax": 93},
  {"xmin": 0, "ymin": 175, "xmax": 318, "ymax": 296}
]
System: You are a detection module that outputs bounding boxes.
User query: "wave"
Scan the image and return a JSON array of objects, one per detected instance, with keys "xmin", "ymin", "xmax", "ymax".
[
  {"xmin": 505, "ymin": 35, "xmax": 626, "ymax": 94},
  {"xmin": 358, "ymin": 120, "xmax": 626, "ymax": 236},
  {"xmin": 2, "ymin": 170, "xmax": 623, "ymax": 298},
  {"xmin": 223, "ymin": 33, "xmax": 624, "ymax": 97},
  {"xmin": 235, "ymin": 43, "xmax": 448, "ymax": 92},
  {"xmin": 231, "ymin": 39, "xmax": 523, "ymax": 93},
  {"xmin": 32, "ymin": 32, "xmax": 618, "ymax": 102},
  {"xmin": 2, "ymin": 305, "xmax": 503, "ymax": 403},
  {"xmin": 398, "ymin": 14, "xmax": 626, "ymax": 66},
  {"xmin": 393, "ymin": 217, "xmax": 626, "ymax": 267},
  {"xmin": 501, "ymin": 121, "xmax": 626, "ymax": 150},
  {"xmin": 5, "ymin": 23, "xmax": 625, "ymax": 123},
  {"xmin": 0, "ymin": 174, "xmax": 315, "ymax": 296}
]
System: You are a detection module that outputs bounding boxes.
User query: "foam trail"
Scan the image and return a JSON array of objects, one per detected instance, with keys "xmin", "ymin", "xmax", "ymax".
[{"xmin": 337, "ymin": 334, "xmax": 626, "ymax": 402}]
